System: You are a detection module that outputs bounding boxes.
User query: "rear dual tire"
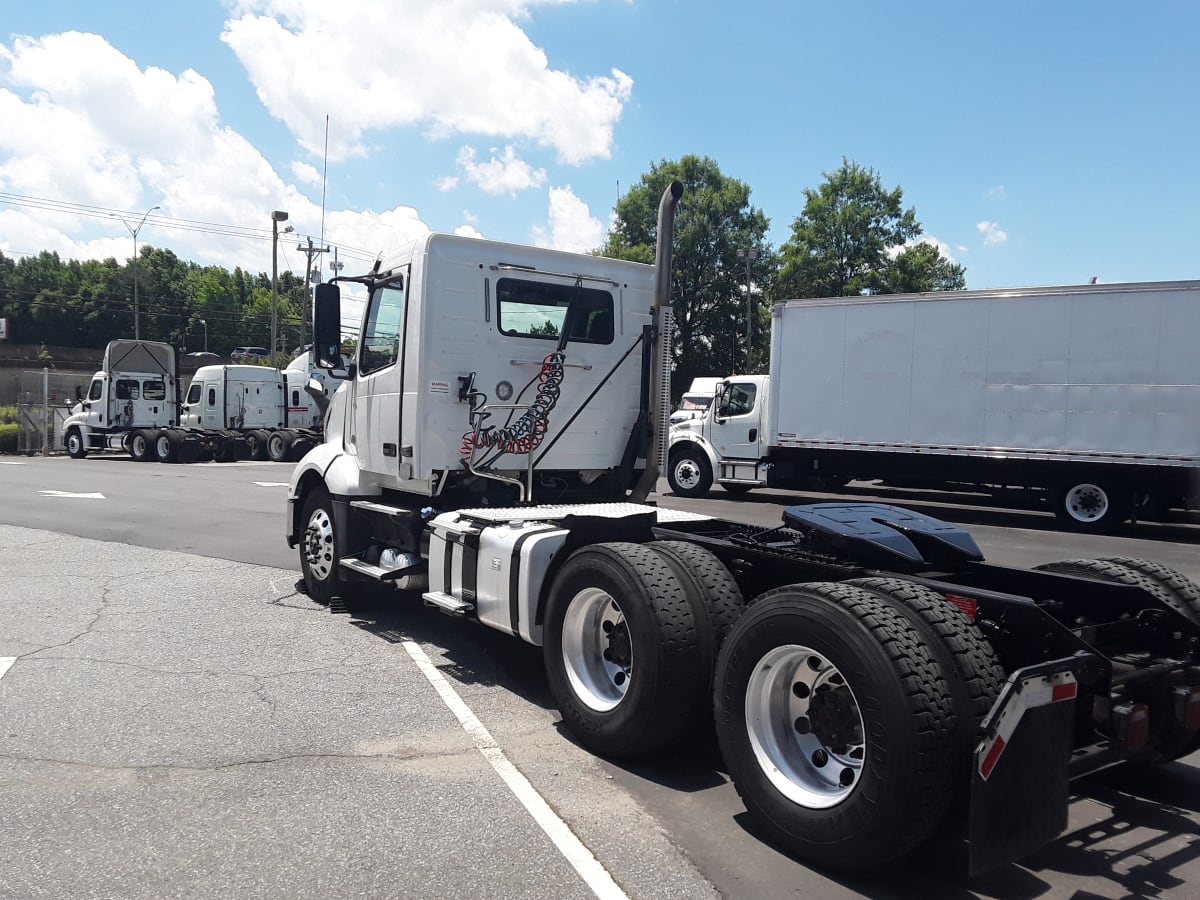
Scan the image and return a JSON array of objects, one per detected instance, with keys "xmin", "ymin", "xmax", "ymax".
[{"xmin": 715, "ymin": 583, "xmax": 961, "ymax": 871}]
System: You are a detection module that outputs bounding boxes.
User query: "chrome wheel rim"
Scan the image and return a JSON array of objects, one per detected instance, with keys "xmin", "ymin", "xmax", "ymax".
[
  {"xmin": 156, "ymin": 435, "xmax": 171, "ymax": 457},
  {"xmin": 303, "ymin": 506, "xmax": 335, "ymax": 581},
  {"xmin": 68, "ymin": 433, "xmax": 81, "ymax": 454},
  {"xmin": 746, "ymin": 644, "xmax": 865, "ymax": 809},
  {"xmin": 561, "ymin": 588, "xmax": 631, "ymax": 712},
  {"xmin": 131, "ymin": 435, "xmax": 146, "ymax": 456},
  {"xmin": 673, "ymin": 457, "xmax": 702, "ymax": 490},
  {"xmin": 1064, "ymin": 483, "xmax": 1109, "ymax": 523}
]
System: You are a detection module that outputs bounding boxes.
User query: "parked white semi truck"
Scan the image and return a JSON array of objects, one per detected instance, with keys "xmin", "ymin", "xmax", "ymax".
[
  {"xmin": 668, "ymin": 281, "xmax": 1200, "ymax": 531},
  {"xmin": 287, "ymin": 183, "xmax": 1200, "ymax": 876},
  {"xmin": 63, "ymin": 341, "xmax": 338, "ymax": 462}
]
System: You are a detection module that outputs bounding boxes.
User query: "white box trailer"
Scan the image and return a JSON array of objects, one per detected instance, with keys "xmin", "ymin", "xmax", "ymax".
[{"xmin": 668, "ymin": 280, "xmax": 1200, "ymax": 530}]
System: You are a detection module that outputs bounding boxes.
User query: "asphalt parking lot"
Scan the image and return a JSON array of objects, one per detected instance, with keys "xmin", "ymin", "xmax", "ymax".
[{"xmin": 1, "ymin": 455, "xmax": 1198, "ymax": 898}]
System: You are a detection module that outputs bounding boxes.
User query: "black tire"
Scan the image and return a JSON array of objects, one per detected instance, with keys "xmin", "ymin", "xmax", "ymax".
[
  {"xmin": 714, "ymin": 583, "xmax": 958, "ymax": 872},
  {"xmin": 153, "ymin": 430, "xmax": 179, "ymax": 463},
  {"xmin": 1051, "ymin": 477, "xmax": 1130, "ymax": 532},
  {"xmin": 66, "ymin": 428, "xmax": 87, "ymax": 459},
  {"xmin": 543, "ymin": 542, "xmax": 705, "ymax": 758},
  {"xmin": 647, "ymin": 540, "xmax": 745, "ymax": 691},
  {"xmin": 128, "ymin": 429, "xmax": 154, "ymax": 462},
  {"xmin": 267, "ymin": 431, "xmax": 294, "ymax": 463},
  {"xmin": 1034, "ymin": 558, "xmax": 1196, "ymax": 626},
  {"xmin": 667, "ymin": 447, "xmax": 712, "ymax": 498},
  {"xmin": 721, "ymin": 483, "xmax": 754, "ymax": 495},
  {"xmin": 246, "ymin": 430, "xmax": 270, "ymax": 461},
  {"xmin": 214, "ymin": 437, "xmax": 240, "ymax": 463},
  {"xmin": 299, "ymin": 485, "xmax": 345, "ymax": 606},
  {"xmin": 845, "ymin": 577, "xmax": 1005, "ymax": 800},
  {"xmin": 1097, "ymin": 556, "xmax": 1200, "ymax": 624}
]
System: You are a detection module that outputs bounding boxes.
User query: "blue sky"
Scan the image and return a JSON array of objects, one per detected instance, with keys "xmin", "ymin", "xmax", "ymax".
[{"xmin": 1, "ymin": 1, "xmax": 1197, "ymax": 291}]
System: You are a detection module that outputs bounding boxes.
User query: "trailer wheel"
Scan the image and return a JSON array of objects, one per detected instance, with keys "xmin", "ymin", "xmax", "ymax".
[
  {"xmin": 845, "ymin": 578, "xmax": 1004, "ymax": 797},
  {"xmin": 245, "ymin": 430, "xmax": 270, "ymax": 461},
  {"xmin": 267, "ymin": 431, "xmax": 294, "ymax": 463},
  {"xmin": 1034, "ymin": 558, "xmax": 1198, "ymax": 626},
  {"xmin": 544, "ymin": 542, "xmax": 704, "ymax": 757},
  {"xmin": 715, "ymin": 583, "xmax": 957, "ymax": 871},
  {"xmin": 66, "ymin": 428, "xmax": 87, "ymax": 459},
  {"xmin": 154, "ymin": 430, "xmax": 179, "ymax": 463},
  {"xmin": 129, "ymin": 429, "xmax": 154, "ymax": 462},
  {"xmin": 1097, "ymin": 557, "xmax": 1200, "ymax": 624},
  {"xmin": 1051, "ymin": 477, "xmax": 1129, "ymax": 532},
  {"xmin": 299, "ymin": 485, "xmax": 345, "ymax": 606},
  {"xmin": 667, "ymin": 448, "xmax": 712, "ymax": 497},
  {"xmin": 648, "ymin": 541, "xmax": 745, "ymax": 690}
]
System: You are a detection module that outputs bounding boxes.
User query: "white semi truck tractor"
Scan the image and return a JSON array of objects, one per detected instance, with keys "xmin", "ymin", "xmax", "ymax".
[{"xmin": 287, "ymin": 183, "xmax": 1200, "ymax": 875}]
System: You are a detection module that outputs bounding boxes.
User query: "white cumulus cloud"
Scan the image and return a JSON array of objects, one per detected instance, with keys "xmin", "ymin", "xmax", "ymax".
[
  {"xmin": 532, "ymin": 185, "xmax": 603, "ymax": 253},
  {"xmin": 456, "ymin": 145, "xmax": 546, "ymax": 196},
  {"xmin": 0, "ymin": 31, "xmax": 428, "ymax": 273},
  {"xmin": 977, "ymin": 220, "xmax": 1008, "ymax": 246},
  {"xmin": 220, "ymin": 0, "xmax": 633, "ymax": 165}
]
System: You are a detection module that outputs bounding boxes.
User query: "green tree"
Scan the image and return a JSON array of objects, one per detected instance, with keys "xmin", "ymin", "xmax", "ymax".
[
  {"xmin": 775, "ymin": 159, "xmax": 965, "ymax": 299},
  {"xmin": 601, "ymin": 155, "xmax": 774, "ymax": 387}
]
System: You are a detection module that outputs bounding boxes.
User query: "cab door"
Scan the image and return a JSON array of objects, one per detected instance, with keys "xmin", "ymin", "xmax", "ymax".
[
  {"xmin": 710, "ymin": 380, "xmax": 765, "ymax": 459},
  {"xmin": 352, "ymin": 273, "xmax": 408, "ymax": 482}
]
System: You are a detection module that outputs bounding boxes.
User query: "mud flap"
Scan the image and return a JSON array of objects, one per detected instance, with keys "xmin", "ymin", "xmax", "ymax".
[{"xmin": 968, "ymin": 658, "xmax": 1083, "ymax": 875}]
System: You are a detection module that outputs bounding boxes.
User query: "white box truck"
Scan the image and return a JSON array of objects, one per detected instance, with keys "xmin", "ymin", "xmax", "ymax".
[{"xmin": 668, "ymin": 280, "xmax": 1200, "ymax": 530}]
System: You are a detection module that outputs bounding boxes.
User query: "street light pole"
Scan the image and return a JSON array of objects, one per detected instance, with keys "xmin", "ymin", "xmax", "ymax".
[
  {"xmin": 200, "ymin": 318, "xmax": 207, "ymax": 352},
  {"xmin": 270, "ymin": 210, "xmax": 289, "ymax": 364},
  {"xmin": 737, "ymin": 247, "xmax": 758, "ymax": 372},
  {"xmin": 115, "ymin": 205, "xmax": 161, "ymax": 340}
]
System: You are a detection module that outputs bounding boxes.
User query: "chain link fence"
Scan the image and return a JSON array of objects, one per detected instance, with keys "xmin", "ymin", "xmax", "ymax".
[{"xmin": 15, "ymin": 368, "xmax": 92, "ymax": 455}]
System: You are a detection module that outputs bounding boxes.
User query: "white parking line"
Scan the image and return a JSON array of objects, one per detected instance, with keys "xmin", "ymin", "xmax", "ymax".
[
  {"xmin": 402, "ymin": 641, "xmax": 629, "ymax": 900},
  {"xmin": 38, "ymin": 490, "xmax": 106, "ymax": 499},
  {"xmin": 0, "ymin": 658, "xmax": 15, "ymax": 681},
  {"xmin": 253, "ymin": 482, "xmax": 291, "ymax": 487}
]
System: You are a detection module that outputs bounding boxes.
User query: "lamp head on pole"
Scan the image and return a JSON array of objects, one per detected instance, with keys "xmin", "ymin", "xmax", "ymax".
[{"xmin": 271, "ymin": 210, "xmax": 289, "ymax": 223}]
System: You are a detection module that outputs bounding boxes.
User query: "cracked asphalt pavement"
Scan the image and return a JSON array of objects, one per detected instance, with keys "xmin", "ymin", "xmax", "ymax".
[{"xmin": 0, "ymin": 524, "xmax": 718, "ymax": 900}]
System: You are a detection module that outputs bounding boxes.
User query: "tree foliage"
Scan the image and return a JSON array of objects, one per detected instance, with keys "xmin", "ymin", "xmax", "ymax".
[
  {"xmin": 601, "ymin": 155, "xmax": 775, "ymax": 387},
  {"xmin": 0, "ymin": 246, "xmax": 310, "ymax": 356},
  {"xmin": 775, "ymin": 159, "xmax": 965, "ymax": 299}
]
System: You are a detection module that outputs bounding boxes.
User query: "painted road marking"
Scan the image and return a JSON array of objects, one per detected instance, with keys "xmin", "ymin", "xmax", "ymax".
[
  {"xmin": 38, "ymin": 490, "xmax": 106, "ymax": 499},
  {"xmin": 253, "ymin": 482, "xmax": 291, "ymax": 487},
  {"xmin": 0, "ymin": 658, "xmax": 15, "ymax": 681},
  {"xmin": 402, "ymin": 641, "xmax": 629, "ymax": 900},
  {"xmin": 0, "ymin": 461, "xmax": 25, "ymax": 465}
]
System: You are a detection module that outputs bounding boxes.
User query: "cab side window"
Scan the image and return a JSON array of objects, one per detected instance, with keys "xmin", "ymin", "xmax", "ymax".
[
  {"xmin": 88, "ymin": 379, "xmax": 104, "ymax": 401},
  {"xmin": 115, "ymin": 379, "xmax": 140, "ymax": 400},
  {"xmin": 718, "ymin": 383, "xmax": 757, "ymax": 417},
  {"xmin": 143, "ymin": 380, "xmax": 166, "ymax": 401},
  {"xmin": 186, "ymin": 383, "xmax": 202, "ymax": 404},
  {"xmin": 360, "ymin": 280, "xmax": 406, "ymax": 375}
]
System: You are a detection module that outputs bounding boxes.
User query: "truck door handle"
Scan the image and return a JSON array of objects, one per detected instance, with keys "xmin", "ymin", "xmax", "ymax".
[
  {"xmin": 383, "ymin": 443, "xmax": 397, "ymax": 457},
  {"xmin": 749, "ymin": 428, "xmax": 758, "ymax": 442}
]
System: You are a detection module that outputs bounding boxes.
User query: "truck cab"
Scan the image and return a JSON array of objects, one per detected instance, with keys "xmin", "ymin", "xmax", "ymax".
[
  {"xmin": 293, "ymin": 232, "xmax": 657, "ymax": 507},
  {"xmin": 668, "ymin": 373, "xmax": 771, "ymax": 494}
]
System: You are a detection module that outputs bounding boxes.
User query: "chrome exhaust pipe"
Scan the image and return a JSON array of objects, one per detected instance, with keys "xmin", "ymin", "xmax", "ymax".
[{"xmin": 631, "ymin": 180, "xmax": 684, "ymax": 502}]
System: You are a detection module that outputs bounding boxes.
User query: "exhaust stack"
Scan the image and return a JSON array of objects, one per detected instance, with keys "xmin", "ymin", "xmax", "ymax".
[{"xmin": 631, "ymin": 180, "xmax": 684, "ymax": 502}]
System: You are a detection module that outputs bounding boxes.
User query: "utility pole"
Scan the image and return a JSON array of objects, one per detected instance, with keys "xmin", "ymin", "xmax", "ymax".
[
  {"xmin": 297, "ymin": 236, "xmax": 330, "ymax": 350},
  {"xmin": 270, "ymin": 210, "xmax": 290, "ymax": 364},
  {"xmin": 737, "ymin": 247, "xmax": 758, "ymax": 372},
  {"xmin": 115, "ymin": 205, "xmax": 161, "ymax": 340}
]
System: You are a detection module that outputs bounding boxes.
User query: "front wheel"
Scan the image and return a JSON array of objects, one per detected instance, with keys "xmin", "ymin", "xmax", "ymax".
[
  {"xmin": 299, "ymin": 486, "xmax": 345, "ymax": 606},
  {"xmin": 66, "ymin": 428, "xmax": 87, "ymax": 459},
  {"xmin": 543, "ymin": 542, "xmax": 704, "ymax": 758},
  {"xmin": 715, "ymin": 583, "xmax": 958, "ymax": 872},
  {"xmin": 667, "ymin": 448, "xmax": 712, "ymax": 498}
]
